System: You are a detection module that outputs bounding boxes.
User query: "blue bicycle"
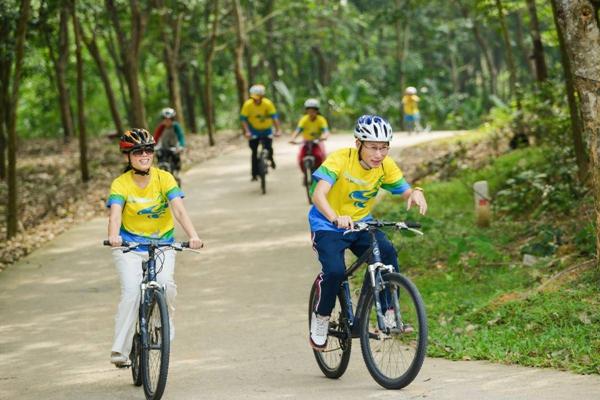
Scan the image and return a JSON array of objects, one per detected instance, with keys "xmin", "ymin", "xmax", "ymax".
[
  {"xmin": 104, "ymin": 240, "xmax": 191, "ymax": 400},
  {"xmin": 308, "ymin": 220, "xmax": 428, "ymax": 389}
]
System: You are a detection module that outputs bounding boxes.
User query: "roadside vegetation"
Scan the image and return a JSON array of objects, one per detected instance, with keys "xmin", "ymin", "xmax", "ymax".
[{"xmin": 377, "ymin": 90, "xmax": 599, "ymax": 373}]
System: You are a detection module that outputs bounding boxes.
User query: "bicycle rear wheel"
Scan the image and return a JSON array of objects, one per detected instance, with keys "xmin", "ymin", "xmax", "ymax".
[
  {"xmin": 130, "ymin": 327, "xmax": 142, "ymax": 386},
  {"xmin": 141, "ymin": 289, "xmax": 170, "ymax": 399},
  {"xmin": 308, "ymin": 279, "xmax": 352, "ymax": 379},
  {"xmin": 303, "ymin": 158, "xmax": 314, "ymax": 205},
  {"xmin": 258, "ymin": 152, "xmax": 267, "ymax": 194},
  {"xmin": 359, "ymin": 273, "xmax": 427, "ymax": 389}
]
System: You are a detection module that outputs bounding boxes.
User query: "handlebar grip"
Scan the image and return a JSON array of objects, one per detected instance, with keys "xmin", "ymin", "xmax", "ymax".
[
  {"xmin": 181, "ymin": 242, "xmax": 190, "ymax": 248},
  {"xmin": 103, "ymin": 240, "xmax": 130, "ymax": 247},
  {"xmin": 103, "ymin": 240, "xmax": 110, "ymax": 246},
  {"xmin": 405, "ymin": 221, "xmax": 422, "ymax": 229}
]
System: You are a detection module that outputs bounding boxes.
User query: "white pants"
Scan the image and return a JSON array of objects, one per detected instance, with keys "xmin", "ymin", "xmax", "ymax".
[{"xmin": 111, "ymin": 249, "xmax": 177, "ymax": 356}]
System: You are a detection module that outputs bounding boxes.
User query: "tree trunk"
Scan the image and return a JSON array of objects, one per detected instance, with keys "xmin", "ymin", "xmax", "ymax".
[
  {"xmin": 553, "ymin": 0, "xmax": 600, "ymax": 265},
  {"xmin": 0, "ymin": 46, "xmax": 9, "ymax": 180},
  {"xmin": 104, "ymin": 28, "xmax": 132, "ymax": 124},
  {"xmin": 72, "ymin": 1, "xmax": 89, "ymax": 182},
  {"xmin": 7, "ymin": 0, "xmax": 31, "ymax": 238},
  {"xmin": 105, "ymin": 0, "xmax": 148, "ymax": 128},
  {"xmin": 179, "ymin": 63, "xmax": 197, "ymax": 133},
  {"xmin": 526, "ymin": 0, "xmax": 548, "ymax": 82},
  {"xmin": 79, "ymin": 20, "xmax": 124, "ymax": 135},
  {"xmin": 513, "ymin": 11, "xmax": 535, "ymax": 78},
  {"xmin": 155, "ymin": 0, "xmax": 185, "ymax": 130},
  {"xmin": 203, "ymin": 0, "xmax": 219, "ymax": 146},
  {"xmin": 232, "ymin": 0, "xmax": 248, "ymax": 109},
  {"xmin": 495, "ymin": 0, "xmax": 525, "ymax": 144},
  {"xmin": 550, "ymin": 0, "xmax": 587, "ymax": 182},
  {"xmin": 456, "ymin": 0, "xmax": 497, "ymax": 95},
  {"xmin": 47, "ymin": 3, "xmax": 75, "ymax": 143},
  {"xmin": 394, "ymin": 0, "xmax": 405, "ymax": 127}
]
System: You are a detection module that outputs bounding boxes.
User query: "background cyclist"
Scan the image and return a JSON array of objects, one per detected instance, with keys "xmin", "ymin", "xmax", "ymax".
[
  {"xmin": 106, "ymin": 128, "xmax": 202, "ymax": 367},
  {"xmin": 240, "ymin": 84, "xmax": 282, "ymax": 181},
  {"xmin": 290, "ymin": 98, "xmax": 330, "ymax": 174},
  {"xmin": 307, "ymin": 115, "xmax": 427, "ymax": 350},
  {"xmin": 402, "ymin": 86, "xmax": 422, "ymax": 133},
  {"xmin": 153, "ymin": 107, "xmax": 186, "ymax": 173}
]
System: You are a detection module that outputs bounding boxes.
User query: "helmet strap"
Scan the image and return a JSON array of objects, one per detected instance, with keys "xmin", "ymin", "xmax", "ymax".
[{"xmin": 127, "ymin": 153, "xmax": 151, "ymax": 176}]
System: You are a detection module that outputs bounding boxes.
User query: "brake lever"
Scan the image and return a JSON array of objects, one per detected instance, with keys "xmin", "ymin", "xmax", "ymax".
[{"xmin": 395, "ymin": 222, "xmax": 424, "ymax": 236}]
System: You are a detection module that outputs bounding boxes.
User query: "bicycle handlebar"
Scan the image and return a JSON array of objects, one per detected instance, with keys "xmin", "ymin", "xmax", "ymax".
[
  {"xmin": 341, "ymin": 220, "xmax": 423, "ymax": 235},
  {"xmin": 103, "ymin": 240, "xmax": 190, "ymax": 251}
]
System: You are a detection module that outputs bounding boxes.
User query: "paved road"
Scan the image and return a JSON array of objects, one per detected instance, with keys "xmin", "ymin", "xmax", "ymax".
[{"xmin": 2, "ymin": 131, "xmax": 600, "ymax": 400}]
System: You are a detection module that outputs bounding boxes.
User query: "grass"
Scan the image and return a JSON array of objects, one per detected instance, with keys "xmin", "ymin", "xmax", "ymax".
[{"xmin": 374, "ymin": 145, "xmax": 600, "ymax": 374}]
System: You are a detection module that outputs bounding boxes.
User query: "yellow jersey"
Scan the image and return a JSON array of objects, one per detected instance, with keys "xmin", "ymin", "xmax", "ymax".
[
  {"xmin": 402, "ymin": 94, "xmax": 420, "ymax": 115},
  {"xmin": 308, "ymin": 148, "xmax": 410, "ymax": 231},
  {"xmin": 240, "ymin": 97, "xmax": 278, "ymax": 133},
  {"xmin": 106, "ymin": 167, "xmax": 183, "ymax": 243},
  {"xmin": 296, "ymin": 114, "xmax": 329, "ymax": 140}
]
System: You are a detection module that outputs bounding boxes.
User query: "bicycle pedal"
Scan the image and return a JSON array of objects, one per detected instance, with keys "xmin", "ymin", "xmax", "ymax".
[{"xmin": 114, "ymin": 362, "xmax": 132, "ymax": 369}]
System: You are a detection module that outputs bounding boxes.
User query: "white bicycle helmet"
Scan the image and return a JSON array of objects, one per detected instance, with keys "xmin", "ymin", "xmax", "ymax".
[
  {"xmin": 249, "ymin": 84, "xmax": 266, "ymax": 96},
  {"xmin": 304, "ymin": 98, "xmax": 320, "ymax": 109},
  {"xmin": 161, "ymin": 107, "xmax": 176, "ymax": 119},
  {"xmin": 353, "ymin": 115, "xmax": 393, "ymax": 142},
  {"xmin": 405, "ymin": 86, "xmax": 417, "ymax": 95}
]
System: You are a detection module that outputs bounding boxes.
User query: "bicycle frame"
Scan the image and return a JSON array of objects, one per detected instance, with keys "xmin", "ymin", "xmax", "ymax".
[
  {"xmin": 340, "ymin": 228, "xmax": 397, "ymax": 337},
  {"xmin": 139, "ymin": 244, "xmax": 167, "ymax": 353}
]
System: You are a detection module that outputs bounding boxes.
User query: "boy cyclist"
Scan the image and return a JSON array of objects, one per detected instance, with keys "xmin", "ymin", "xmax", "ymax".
[
  {"xmin": 240, "ymin": 84, "xmax": 282, "ymax": 180},
  {"xmin": 308, "ymin": 115, "xmax": 427, "ymax": 350},
  {"xmin": 290, "ymin": 98, "xmax": 330, "ymax": 173},
  {"xmin": 153, "ymin": 107, "xmax": 186, "ymax": 174},
  {"xmin": 106, "ymin": 128, "xmax": 203, "ymax": 366}
]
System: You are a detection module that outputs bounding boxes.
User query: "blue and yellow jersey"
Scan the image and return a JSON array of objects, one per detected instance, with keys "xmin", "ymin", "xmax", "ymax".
[
  {"xmin": 402, "ymin": 94, "xmax": 420, "ymax": 115},
  {"xmin": 106, "ymin": 167, "xmax": 184, "ymax": 244},
  {"xmin": 308, "ymin": 148, "xmax": 410, "ymax": 232},
  {"xmin": 296, "ymin": 114, "xmax": 329, "ymax": 140},
  {"xmin": 240, "ymin": 97, "xmax": 278, "ymax": 134}
]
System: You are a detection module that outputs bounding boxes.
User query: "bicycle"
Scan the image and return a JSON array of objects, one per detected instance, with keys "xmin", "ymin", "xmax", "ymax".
[
  {"xmin": 253, "ymin": 135, "xmax": 272, "ymax": 195},
  {"xmin": 308, "ymin": 220, "xmax": 428, "ymax": 389},
  {"xmin": 156, "ymin": 147, "xmax": 182, "ymax": 187},
  {"xmin": 104, "ymin": 240, "xmax": 191, "ymax": 400},
  {"xmin": 291, "ymin": 139, "xmax": 321, "ymax": 205}
]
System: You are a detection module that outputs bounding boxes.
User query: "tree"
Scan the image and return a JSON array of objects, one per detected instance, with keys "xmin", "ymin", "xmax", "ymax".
[
  {"xmin": 105, "ymin": 0, "xmax": 149, "ymax": 128},
  {"xmin": 72, "ymin": 0, "xmax": 90, "ymax": 182},
  {"xmin": 155, "ymin": 0, "xmax": 185, "ymax": 130},
  {"xmin": 552, "ymin": 0, "xmax": 600, "ymax": 265},
  {"xmin": 232, "ymin": 0, "xmax": 248, "ymax": 110},
  {"xmin": 525, "ymin": 0, "xmax": 548, "ymax": 82},
  {"xmin": 4, "ymin": 0, "xmax": 31, "ymax": 238},
  {"xmin": 202, "ymin": 0, "xmax": 220, "ymax": 146},
  {"xmin": 40, "ymin": 0, "xmax": 76, "ymax": 142}
]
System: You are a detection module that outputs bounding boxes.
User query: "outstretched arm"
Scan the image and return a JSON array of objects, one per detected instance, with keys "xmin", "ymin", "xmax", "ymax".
[{"xmin": 169, "ymin": 197, "xmax": 203, "ymax": 249}]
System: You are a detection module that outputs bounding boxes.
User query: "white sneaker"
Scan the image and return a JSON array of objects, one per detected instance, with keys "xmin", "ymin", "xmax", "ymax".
[
  {"xmin": 310, "ymin": 312, "xmax": 329, "ymax": 350},
  {"xmin": 110, "ymin": 352, "xmax": 130, "ymax": 367},
  {"xmin": 384, "ymin": 309, "xmax": 397, "ymax": 329}
]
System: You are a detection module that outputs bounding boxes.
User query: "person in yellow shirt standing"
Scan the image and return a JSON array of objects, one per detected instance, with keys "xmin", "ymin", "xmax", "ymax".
[
  {"xmin": 240, "ymin": 84, "xmax": 282, "ymax": 181},
  {"xmin": 402, "ymin": 86, "xmax": 422, "ymax": 133}
]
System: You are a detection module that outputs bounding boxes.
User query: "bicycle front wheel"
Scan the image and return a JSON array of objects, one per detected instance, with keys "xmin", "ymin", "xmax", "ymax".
[
  {"xmin": 258, "ymin": 154, "xmax": 267, "ymax": 195},
  {"xmin": 308, "ymin": 280, "xmax": 352, "ymax": 378},
  {"xmin": 359, "ymin": 273, "xmax": 427, "ymax": 389},
  {"xmin": 303, "ymin": 158, "xmax": 314, "ymax": 205},
  {"xmin": 141, "ymin": 289, "xmax": 170, "ymax": 399},
  {"xmin": 130, "ymin": 327, "xmax": 142, "ymax": 386}
]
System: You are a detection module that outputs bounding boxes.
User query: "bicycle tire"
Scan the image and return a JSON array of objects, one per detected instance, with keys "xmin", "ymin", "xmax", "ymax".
[
  {"xmin": 258, "ymin": 152, "xmax": 267, "ymax": 195},
  {"xmin": 308, "ymin": 279, "xmax": 352, "ymax": 379},
  {"xmin": 130, "ymin": 328, "xmax": 142, "ymax": 387},
  {"xmin": 141, "ymin": 290, "xmax": 170, "ymax": 400},
  {"xmin": 359, "ymin": 273, "xmax": 427, "ymax": 390},
  {"xmin": 303, "ymin": 158, "xmax": 314, "ymax": 205}
]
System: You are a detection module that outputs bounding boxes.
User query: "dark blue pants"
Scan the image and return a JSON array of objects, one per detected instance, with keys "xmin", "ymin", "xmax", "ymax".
[
  {"xmin": 312, "ymin": 229, "xmax": 399, "ymax": 317},
  {"xmin": 249, "ymin": 137, "xmax": 273, "ymax": 178}
]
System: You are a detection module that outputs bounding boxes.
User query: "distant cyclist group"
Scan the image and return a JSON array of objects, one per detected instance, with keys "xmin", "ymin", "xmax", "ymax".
[{"xmin": 105, "ymin": 83, "xmax": 428, "ymax": 396}]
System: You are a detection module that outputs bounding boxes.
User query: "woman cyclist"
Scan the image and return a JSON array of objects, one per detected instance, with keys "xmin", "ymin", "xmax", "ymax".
[
  {"xmin": 290, "ymin": 98, "xmax": 329, "ymax": 173},
  {"xmin": 308, "ymin": 115, "xmax": 427, "ymax": 350},
  {"xmin": 106, "ymin": 128, "xmax": 203, "ymax": 366}
]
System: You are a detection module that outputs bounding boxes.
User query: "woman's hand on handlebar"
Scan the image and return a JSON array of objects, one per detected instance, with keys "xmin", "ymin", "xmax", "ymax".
[
  {"xmin": 187, "ymin": 236, "xmax": 204, "ymax": 250},
  {"xmin": 107, "ymin": 235, "xmax": 123, "ymax": 247}
]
